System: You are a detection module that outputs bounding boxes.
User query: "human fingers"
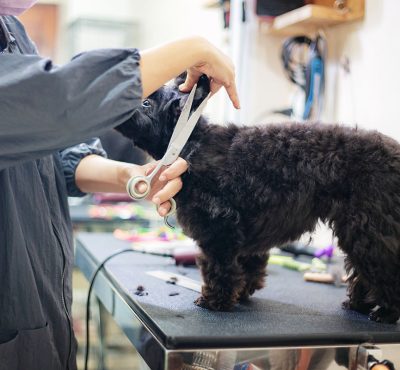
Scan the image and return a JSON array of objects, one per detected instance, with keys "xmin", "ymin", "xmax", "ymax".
[
  {"xmin": 157, "ymin": 201, "xmax": 172, "ymax": 217},
  {"xmin": 209, "ymin": 55, "xmax": 240, "ymax": 109},
  {"xmin": 126, "ymin": 163, "xmax": 154, "ymax": 197},
  {"xmin": 199, "ymin": 54, "xmax": 240, "ymax": 108},
  {"xmin": 135, "ymin": 180, "xmax": 149, "ymax": 195},
  {"xmin": 224, "ymin": 79, "xmax": 240, "ymax": 109},
  {"xmin": 179, "ymin": 69, "xmax": 202, "ymax": 92},
  {"xmin": 151, "ymin": 177, "xmax": 183, "ymax": 206},
  {"xmin": 159, "ymin": 157, "xmax": 188, "ymax": 181},
  {"xmin": 144, "ymin": 162, "xmax": 157, "ymax": 175},
  {"xmin": 209, "ymin": 79, "xmax": 223, "ymax": 96},
  {"xmin": 209, "ymin": 78, "xmax": 240, "ymax": 109}
]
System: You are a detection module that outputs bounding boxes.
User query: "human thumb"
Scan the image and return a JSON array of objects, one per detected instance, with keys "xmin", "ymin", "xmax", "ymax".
[{"xmin": 179, "ymin": 69, "xmax": 202, "ymax": 92}]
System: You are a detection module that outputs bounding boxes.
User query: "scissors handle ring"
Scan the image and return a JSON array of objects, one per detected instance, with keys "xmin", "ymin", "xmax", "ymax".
[
  {"xmin": 157, "ymin": 197, "xmax": 177, "ymax": 218},
  {"xmin": 126, "ymin": 176, "xmax": 151, "ymax": 200}
]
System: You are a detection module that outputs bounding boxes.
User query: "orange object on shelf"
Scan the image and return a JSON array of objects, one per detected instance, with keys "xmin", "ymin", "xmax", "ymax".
[{"xmin": 259, "ymin": 0, "xmax": 365, "ymax": 36}]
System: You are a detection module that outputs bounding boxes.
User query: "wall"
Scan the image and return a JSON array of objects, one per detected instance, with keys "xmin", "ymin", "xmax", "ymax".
[
  {"xmin": 227, "ymin": 0, "xmax": 294, "ymax": 124},
  {"xmin": 60, "ymin": 0, "xmax": 227, "ymax": 120},
  {"xmin": 237, "ymin": 1, "xmax": 400, "ymax": 136},
  {"xmin": 64, "ymin": 0, "xmax": 223, "ymax": 47},
  {"xmin": 229, "ymin": 1, "xmax": 400, "ymax": 247},
  {"xmin": 326, "ymin": 1, "xmax": 400, "ymax": 139}
]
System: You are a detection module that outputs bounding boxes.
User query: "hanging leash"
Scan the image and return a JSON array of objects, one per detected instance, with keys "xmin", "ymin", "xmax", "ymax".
[{"xmin": 281, "ymin": 34, "xmax": 326, "ymax": 121}]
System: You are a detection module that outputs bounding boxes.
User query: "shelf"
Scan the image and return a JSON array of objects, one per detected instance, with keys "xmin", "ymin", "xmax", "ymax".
[{"xmin": 261, "ymin": 1, "xmax": 365, "ymax": 36}]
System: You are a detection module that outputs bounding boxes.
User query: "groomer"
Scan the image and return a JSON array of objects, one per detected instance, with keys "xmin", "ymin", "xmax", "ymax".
[{"xmin": 0, "ymin": 1, "xmax": 239, "ymax": 369}]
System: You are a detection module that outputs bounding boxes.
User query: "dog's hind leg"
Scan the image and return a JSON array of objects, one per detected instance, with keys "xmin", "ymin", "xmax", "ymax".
[
  {"xmin": 335, "ymin": 213, "xmax": 400, "ymax": 323},
  {"xmin": 340, "ymin": 250, "xmax": 400, "ymax": 323},
  {"xmin": 237, "ymin": 253, "xmax": 269, "ymax": 302},
  {"xmin": 195, "ymin": 251, "xmax": 247, "ymax": 311},
  {"xmin": 341, "ymin": 271, "xmax": 376, "ymax": 315}
]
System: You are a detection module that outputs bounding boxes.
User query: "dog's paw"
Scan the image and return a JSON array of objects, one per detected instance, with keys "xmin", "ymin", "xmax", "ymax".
[
  {"xmin": 368, "ymin": 307, "xmax": 400, "ymax": 324},
  {"xmin": 239, "ymin": 294, "xmax": 251, "ymax": 303},
  {"xmin": 194, "ymin": 296, "xmax": 211, "ymax": 309},
  {"xmin": 342, "ymin": 299, "xmax": 373, "ymax": 315},
  {"xmin": 341, "ymin": 300, "xmax": 351, "ymax": 310},
  {"xmin": 209, "ymin": 298, "xmax": 236, "ymax": 311},
  {"xmin": 194, "ymin": 295, "xmax": 235, "ymax": 311}
]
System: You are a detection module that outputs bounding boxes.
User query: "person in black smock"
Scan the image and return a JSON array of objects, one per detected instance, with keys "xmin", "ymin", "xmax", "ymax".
[{"xmin": 0, "ymin": 1, "xmax": 240, "ymax": 369}]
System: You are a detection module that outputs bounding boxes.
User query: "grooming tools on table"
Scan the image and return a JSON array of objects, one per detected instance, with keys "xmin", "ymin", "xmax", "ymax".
[
  {"xmin": 269, "ymin": 255, "xmax": 326, "ymax": 272},
  {"xmin": 126, "ymin": 84, "xmax": 211, "ymax": 227},
  {"xmin": 114, "ymin": 228, "xmax": 200, "ymax": 265},
  {"xmin": 270, "ymin": 254, "xmax": 347, "ymax": 288},
  {"xmin": 303, "ymin": 269, "xmax": 348, "ymax": 287},
  {"xmin": 280, "ymin": 243, "xmax": 335, "ymax": 260},
  {"xmin": 147, "ymin": 270, "xmax": 202, "ymax": 292},
  {"xmin": 133, "ymin": 242, "xmax": 199, "ymax": 266}
]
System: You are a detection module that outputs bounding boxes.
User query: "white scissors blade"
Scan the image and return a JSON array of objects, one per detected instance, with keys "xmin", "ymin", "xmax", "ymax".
[
  {"xmin": 168, "ymin": 83, "xmax": 197, "ymax": 147},
  {"xmin": 162, "ymin": 92, "xmax": 211, "ymax": 166}
]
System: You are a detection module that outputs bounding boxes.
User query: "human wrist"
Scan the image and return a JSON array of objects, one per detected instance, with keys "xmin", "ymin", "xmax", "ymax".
[{"xmin": 118, "ymin": 164, "xmax": 141, "ymax": 192}]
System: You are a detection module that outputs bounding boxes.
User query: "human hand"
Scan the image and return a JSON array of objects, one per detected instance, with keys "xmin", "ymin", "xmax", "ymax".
[
  {"xmin": 178, "ymin": 38, "xmax": 240, "ymax": 109},
  {"xmin": 133, "ymin": 158, "xmax": 188, "ymax": 217}
]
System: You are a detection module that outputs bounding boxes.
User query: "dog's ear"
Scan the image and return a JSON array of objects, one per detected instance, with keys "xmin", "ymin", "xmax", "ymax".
[
  {"xmin": 174, "ymin": 73, "xmax": 210, "ymax": 96},
  {"xmin": 173, "ymin": 73, "xmax": 210, "ymax": 111},
  {"xmin": 192, "ymin": 74, "xmax": 211, "ymax": 109}
]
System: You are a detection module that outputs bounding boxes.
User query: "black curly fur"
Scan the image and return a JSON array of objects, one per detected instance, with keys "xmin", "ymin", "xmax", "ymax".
[{"xmin": 116, "ymin": 75, "xmax": 400, "ymax": 324}]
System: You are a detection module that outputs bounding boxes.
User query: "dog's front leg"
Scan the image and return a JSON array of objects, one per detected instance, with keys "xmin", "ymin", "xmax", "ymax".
[
  {"xmin": 195, "ymin": 252, "xmax": 246, "ymax": 311},
  {"xmin": 237, "ymin": 253, "xmax": 269, "ymax": 302}
]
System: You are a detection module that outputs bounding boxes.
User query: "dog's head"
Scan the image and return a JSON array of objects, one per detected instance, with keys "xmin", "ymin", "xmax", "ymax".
[{"xmin": 116, "ymin": 73, "xmax": 210, "ymax": 160}]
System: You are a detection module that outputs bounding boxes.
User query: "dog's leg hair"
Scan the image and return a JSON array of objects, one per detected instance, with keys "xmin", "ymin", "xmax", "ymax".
[
  {"xmin": 237, "ymin": 253, "xmax": 269, "ymax": 302},
  {"xmin": 341, "ymin": 270, "xmax": 376, "ymax": 315},
  {"xmin": 195, "ymin": 251, "xmax": 247, "ymax": 311},
  {"xmin": 334, "ymin": 210, "xmax": 400, "ymax": 324},
  {"xmin": 344, "ymin": 256, "xmax": 400, "ymax": 323},
  {"xmin": 178, "ymin": 191, "xmax": 248, "ymax": 311}
]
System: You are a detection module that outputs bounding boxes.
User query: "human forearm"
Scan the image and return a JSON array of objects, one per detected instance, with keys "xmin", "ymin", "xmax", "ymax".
[
  {"xmin": 140, "ymin": 36, "xmax": 209, "ymax": 98},
  {"xmin": 75, "ymin": 155, "xmax": 188, "ymax": 217},
  {"xmin": 75, "ymin": 155, "xmax": 136, "ymax": 194}
]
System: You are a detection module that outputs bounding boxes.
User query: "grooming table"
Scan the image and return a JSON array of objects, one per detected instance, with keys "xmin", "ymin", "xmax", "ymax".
[{"xmin": 75, "ymin": 232, "xmax": 400, "ymax": 370}]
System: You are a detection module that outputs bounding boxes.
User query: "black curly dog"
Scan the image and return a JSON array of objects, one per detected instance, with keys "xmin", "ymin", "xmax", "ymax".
[{"xmin": 116, "ymin": 75, "xmax": 400, "ymax": 324}]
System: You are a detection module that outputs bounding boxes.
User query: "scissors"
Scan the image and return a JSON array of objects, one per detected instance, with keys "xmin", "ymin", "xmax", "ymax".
[{"xmin": 126, "ymin": 83, "xmax": 211, "ymax": 224}]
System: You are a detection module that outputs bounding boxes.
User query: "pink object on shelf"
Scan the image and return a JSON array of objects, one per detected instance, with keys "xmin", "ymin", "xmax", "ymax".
[
  {"xmin": 92, "ymin": 192, "xmax": 133, "ymax": 204},
  {"xmin": 173, "ymin": 246, "xmax": 200, "ymax": 266}
]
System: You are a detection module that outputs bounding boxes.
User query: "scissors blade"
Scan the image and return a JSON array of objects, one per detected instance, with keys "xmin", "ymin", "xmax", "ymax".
[
  {"xmin": 162, "ymin": 92, "xmax": 211, "ymax": 166},
  {"xmin": 168, "ymin": 83, "xmax": 197, "ymax": 148}
]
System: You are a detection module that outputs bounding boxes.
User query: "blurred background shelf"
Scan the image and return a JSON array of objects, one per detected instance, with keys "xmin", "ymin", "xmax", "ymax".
[{"xmin": 261, "ymin": 0, "xmax": 365, "ymax": 36}]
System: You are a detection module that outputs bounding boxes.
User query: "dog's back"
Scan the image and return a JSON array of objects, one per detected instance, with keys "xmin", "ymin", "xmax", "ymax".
[{"xmin": 180, "ymin": 122, "xmax": 400, "ymax": 243}]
